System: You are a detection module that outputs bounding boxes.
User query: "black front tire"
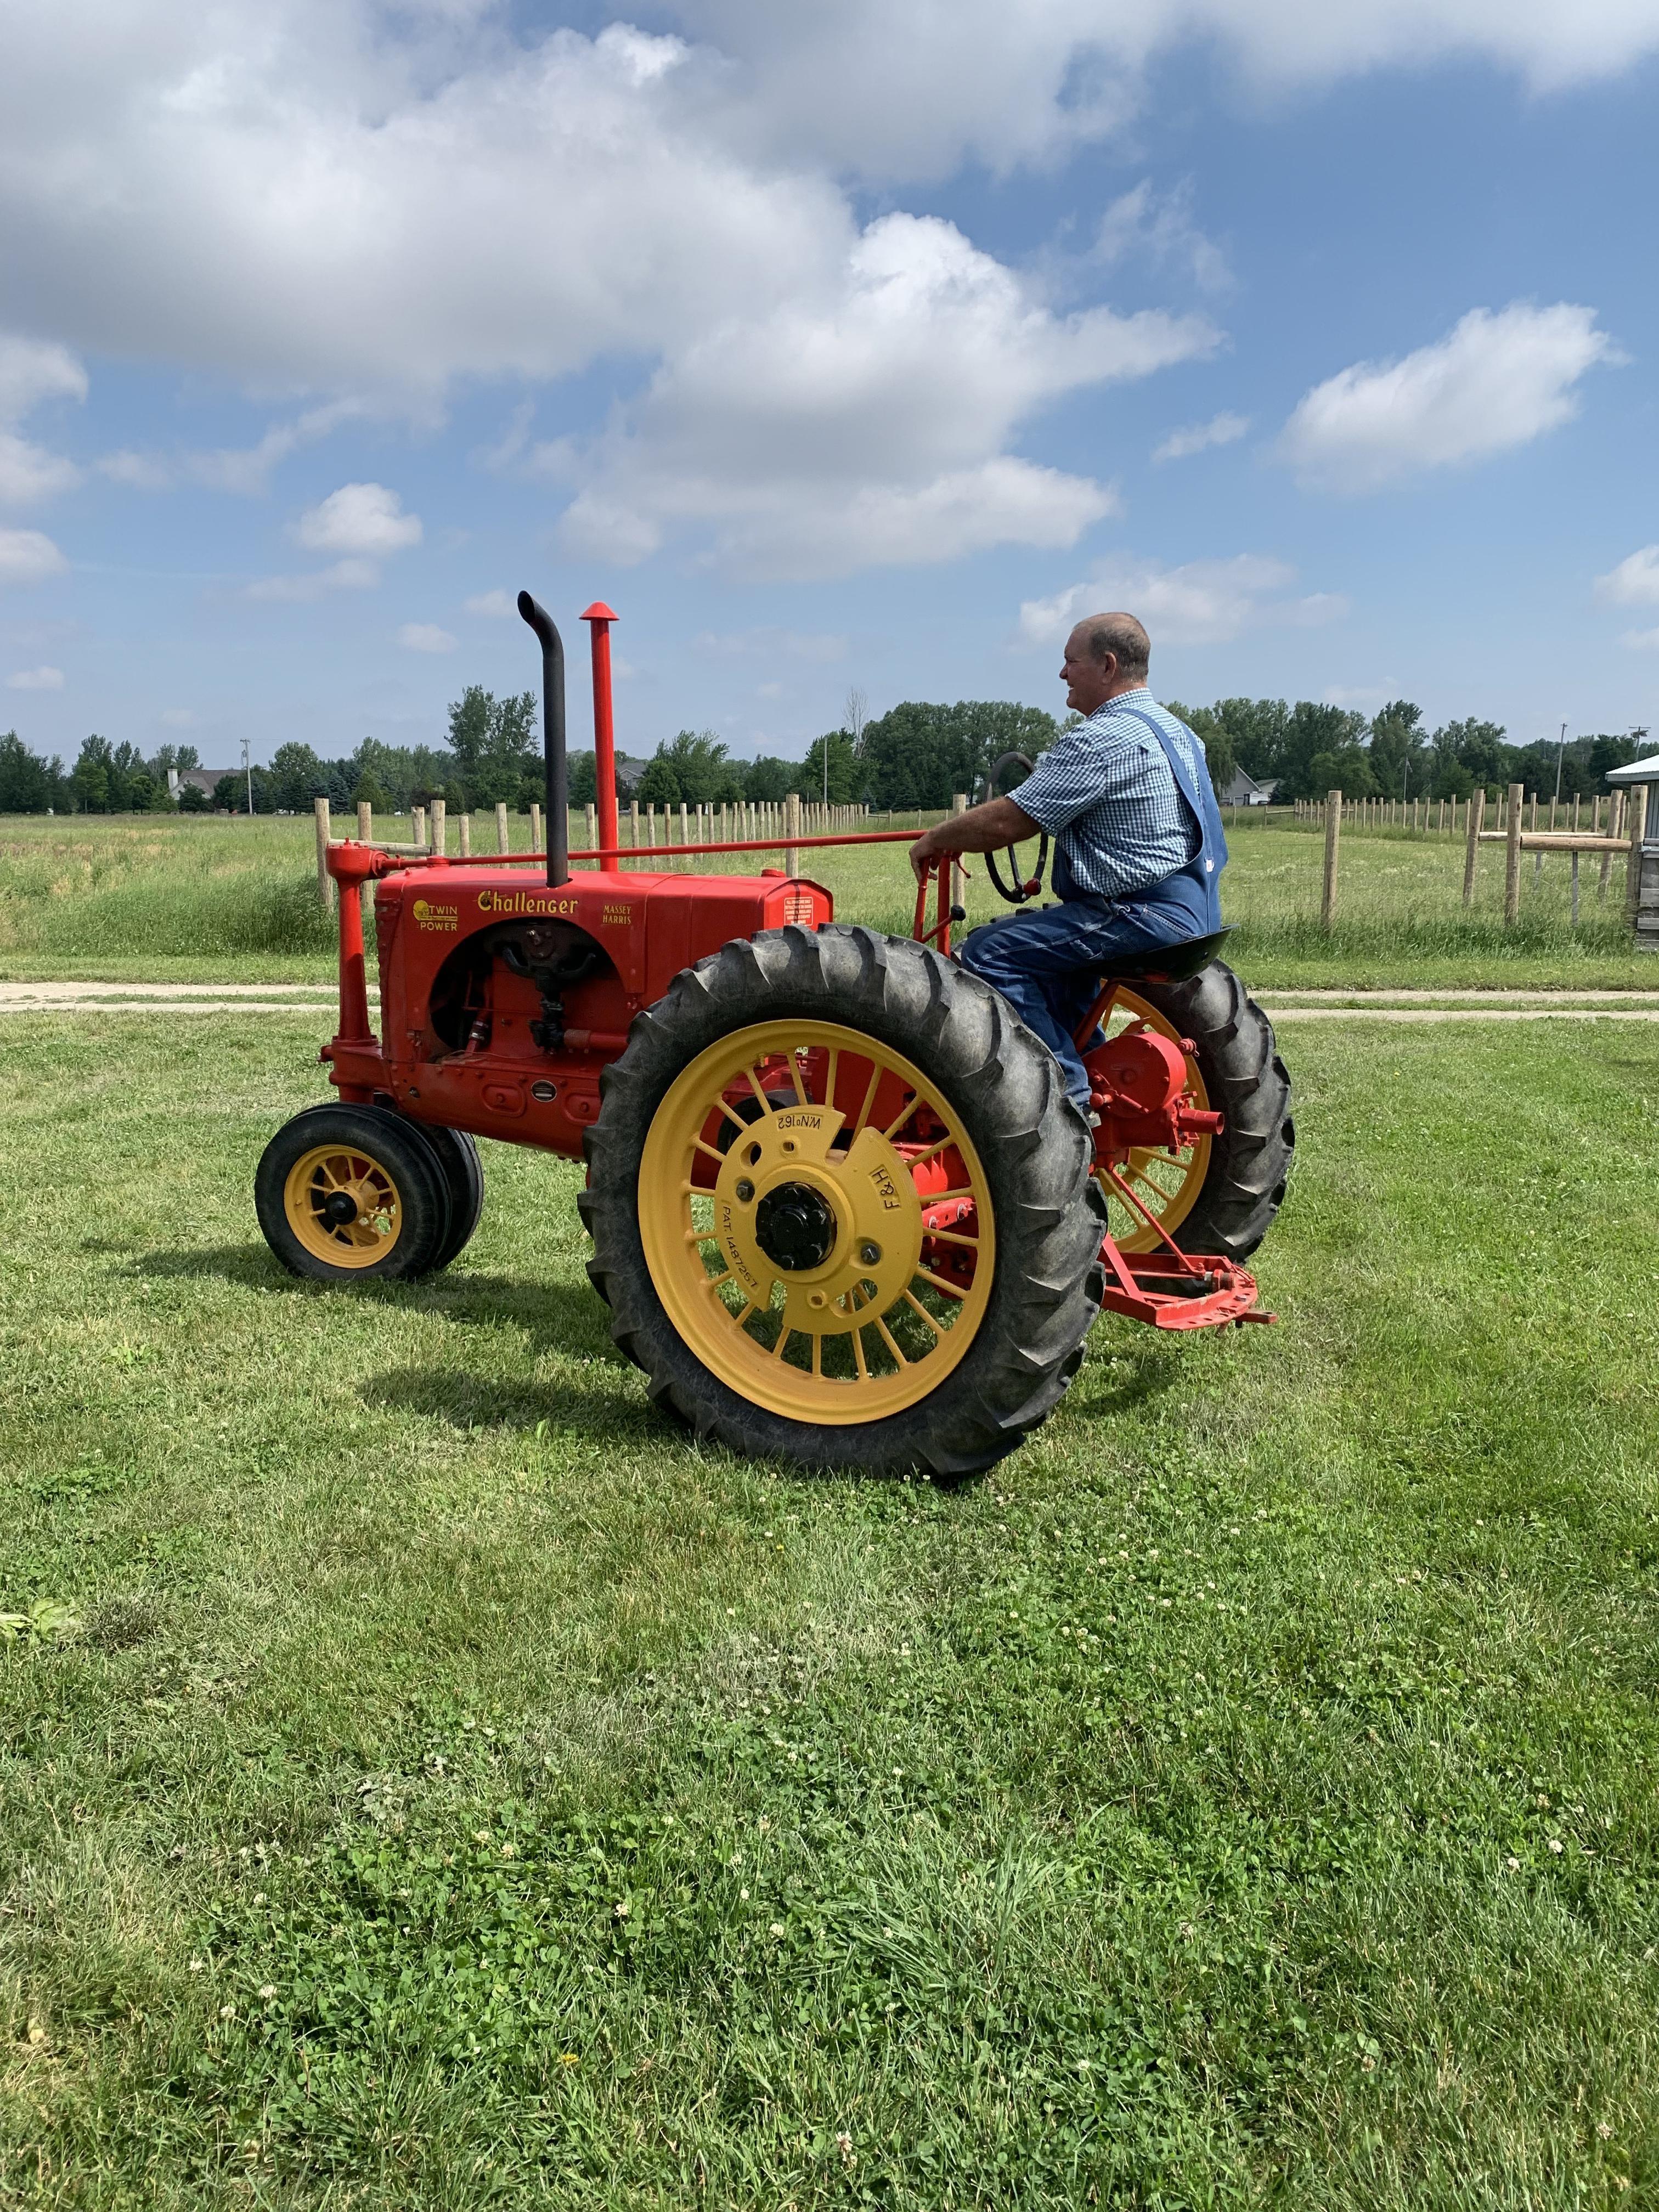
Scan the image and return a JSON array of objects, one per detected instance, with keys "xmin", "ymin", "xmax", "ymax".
[
  {"xmin": 255, "ymin": 1103, "xmax": 454, "ymax": 1283},
  {"xmin": 420, "ymin": 1126, "xmax": 486, "ymax": 1270}
]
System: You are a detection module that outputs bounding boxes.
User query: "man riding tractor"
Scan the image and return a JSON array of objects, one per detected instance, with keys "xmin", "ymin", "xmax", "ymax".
[{"xmin": 910, "ymin": 611, "xmax": 1225, "ymax": 1118}]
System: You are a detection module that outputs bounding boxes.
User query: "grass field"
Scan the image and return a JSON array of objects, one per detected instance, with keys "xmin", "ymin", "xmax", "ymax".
[
  {"xmin": 0, "ymin": 810, "xmax": 1650, "ymax": 989},
  {"xmin": 3, "ymin": 1002, "xmax": 1658, "ymax": 2207}
]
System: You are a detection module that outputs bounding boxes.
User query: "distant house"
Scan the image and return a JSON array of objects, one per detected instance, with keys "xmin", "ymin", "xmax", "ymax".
[
  {"xmin": 168, "ymin": 766, "xmax": 237, "ymax": 800},
  {"xmin": 612, "ymin": 755, "xmax": 651, "ymax": 798},
  {"xmin": 1222, "ymin": 767, "xmax": 1279, "ymax": 806}
]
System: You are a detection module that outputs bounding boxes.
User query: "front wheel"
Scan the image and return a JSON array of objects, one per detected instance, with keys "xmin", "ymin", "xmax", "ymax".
[
  {"xmin": 580, "ymin": 926, "xmax": 1108, "ymax": 1476},
  {"xmin": 256, "ymin": 1103, "xmax": 453, "ymax": 1282}
]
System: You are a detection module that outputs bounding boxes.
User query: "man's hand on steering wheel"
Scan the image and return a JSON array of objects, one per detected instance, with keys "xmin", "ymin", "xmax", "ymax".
[{"xmin": 909, "ymin": 793, "xmax": 1044, "ymax": 886}]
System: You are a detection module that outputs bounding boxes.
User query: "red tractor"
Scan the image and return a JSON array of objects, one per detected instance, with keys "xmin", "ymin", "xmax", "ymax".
[{"xmin": 255, "ymin": 595, "xmax": 1292, "ymax": 1475}]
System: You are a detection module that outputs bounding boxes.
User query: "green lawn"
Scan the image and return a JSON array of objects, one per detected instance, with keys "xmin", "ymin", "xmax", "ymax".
[
  {"xmin": 3, "ymin": 1011, "xmax": 1657, "ymax": 2207},
  {"xmin": 0, "ymin": 810, "xmax": 1651, "ymax": 990}
]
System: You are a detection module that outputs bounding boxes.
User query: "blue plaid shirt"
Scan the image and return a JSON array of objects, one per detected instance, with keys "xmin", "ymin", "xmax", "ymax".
[{"xmin": 1014, "ymin": 689, "xmax": 1205, "ymax": 901}]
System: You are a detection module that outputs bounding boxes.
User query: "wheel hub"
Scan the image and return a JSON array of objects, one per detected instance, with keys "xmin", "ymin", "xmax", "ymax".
[
  {"xmin": 754, "ymin": 1181, "xmax": 837, "ymax": 1271},
  {"xmin": 322, "ymin": 1189, "xmax": 360, "ymax": 1227}
]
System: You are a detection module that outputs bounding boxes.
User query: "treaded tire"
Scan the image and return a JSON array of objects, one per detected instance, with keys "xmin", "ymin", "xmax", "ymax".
[
  {"xmin": 1119, "ymin": 960, "xmax": 1293, "ymax": 1261},
  {"xmin": 256, "ymin": 1102, "xmax": 453, "ymax": 1283},
  {"xmin": 579, "ymin": 924, "xmax": 1108, "ymax": 1477},
  {"xmin": 420, "ymin": 1126, "xmax": 486, "ymax": 1271}
]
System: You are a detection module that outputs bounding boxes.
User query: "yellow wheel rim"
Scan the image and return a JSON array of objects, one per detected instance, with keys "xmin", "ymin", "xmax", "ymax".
[
  {"xmin": 638, "ymin": 1020, "xmax": 996, "ymax": 1424},
  {"xmin": 282, "ymin": 1142, "xmax": 404, "ymax": 1269},
  {"xmin": 1092, "ymin": 989, "xmax": 1212, "ymax": 1254}
]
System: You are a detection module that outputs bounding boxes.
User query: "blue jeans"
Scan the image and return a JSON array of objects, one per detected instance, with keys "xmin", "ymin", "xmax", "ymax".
[{"xmin": 960, "ymin": 896, "xmax": 1196, "ymax": 1105}]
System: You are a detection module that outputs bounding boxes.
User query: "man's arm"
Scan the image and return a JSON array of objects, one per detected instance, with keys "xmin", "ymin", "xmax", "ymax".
[{"xmin": 909, "ymin": 794, "xmax": 1040, "ymax": 884}]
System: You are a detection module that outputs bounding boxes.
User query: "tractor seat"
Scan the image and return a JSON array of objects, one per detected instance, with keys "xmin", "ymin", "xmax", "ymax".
[{"xmin": 1097, "ymin": 926, "xmax": 1233, "ymax": 985}]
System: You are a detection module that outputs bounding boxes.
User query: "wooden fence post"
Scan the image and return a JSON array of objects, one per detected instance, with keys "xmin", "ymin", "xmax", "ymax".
[
  {"xmin": 585, "ymin": 802, "xmax": 597, "ymax": 856},
  {"xmin": 458, "ymin": 810, "xmax": 471, "ymax": 859},
  {"xmin": 357, "ymin": 798, "xmax": 372, "ymax": 843},
  {"xmin": 1628, "ymin": 785, "xmax": 1649, "ymax": 923},
  {"xmin": 431, "ymin": 798, "xmax": 447, "ymax": 856},
  {"xmin": 1321, "ymin": 789, "xmax": 1342, "ymax": 930},
  {"xmin": 1463, "ymin": 788, "xmax": 1483, "ymax": 906},
  {"xmin": 1503, "ymin": 782, "xmax": 1523, "ymax": 925},
  {"xmin": 412, "ymin": 803, "xmax": 426, "ymax": 849},
  {"xmin": 629, "ymin": 800, "xmax": 640, "ymax": 865},
  {"xmin": 1600, "ymin": 792, "xmax": 1620, "ymax": 901},
  {"xmin": 495, "ymin": 800, "xmax": 510, "ymax": 854},
  {"xmin": 529, "ymin": 800, "xmax": 542, "ymax": 853},
  {"xmin": 314, "ymin": 795, "xmax": 335, "ymax": 912},
  {"xmin": 786, "ymin": 791, "xmax": 802, "ymax": 876}
]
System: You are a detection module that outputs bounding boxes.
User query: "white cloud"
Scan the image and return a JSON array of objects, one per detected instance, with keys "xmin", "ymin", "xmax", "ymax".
[
  {"xmin": 0, "ymin": 433, "xmax": 80, "ymax": 507},
  {"xmin": 159, "ymin": 707, "xmax": 198, "ymax": 726},
  {"xmin": 1596, "ymin": 545, "xmax": 1659, "ymax": 608},
  {"xmin": 553, "ymin": 213, "xmax": 1198, "ymax": 578},
  {"xmin": 464, "ymin": 589, "xmax": 516, "ymax": 618},
  {"xmin": 1019, "ymin": 554, "xmax": 1347, "ymax": 649},
  {"xmin": 1094, "ymin": 182, "xmax": 1229, "ymax": 293},
  {"xmin": 246, "ymin": 557, "xmax": 379, "ymax": 602},
  {"xmin": 1619, "ymin": 626, "xmax": 1659, "ymax": 651},
  {"xmin": 295, "ymin": 483, "xmax": 421, "ymax": 557},
  {"xmin": 1153, "ymin": 411, "xmax": 1250, "ymax": 464},
  {"xmin": 397, "ymin": 622, "xmax": 456, "ymax": 653},
  {"xmin": 97, "ymin": 449, "xmax": 173, "ymax": 491},
  {"xmin": 1279, "ymin": 302, "xmax": 1618, "ymax": 493},
  {"xmin": 0, "ymin": 527, "xmax": 67, "ymax": 586},
  {"xmin": 0, "ymin": 336, "xmax": 85, "ymax": 425},
  {"xmin": 6, "ymin": 663, "xmax": 64, "ymax": 690}
]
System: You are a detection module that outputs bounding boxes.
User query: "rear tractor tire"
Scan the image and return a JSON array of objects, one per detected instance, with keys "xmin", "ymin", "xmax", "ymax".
[
  {"xmin": 256, "ymin": 1103, "xmax": 454, "ymax": 1283},
  {"xmin": 580, "ymin": 924, "xmax": 1108, "ymax": 1477},
  {"xmin": 1093, "ymin": 962, "xmax": 1293, "ymax": 1262}
]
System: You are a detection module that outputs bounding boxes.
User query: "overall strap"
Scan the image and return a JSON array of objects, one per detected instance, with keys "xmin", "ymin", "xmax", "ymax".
[{"xmin": 1116, "ymin": 703, "xmax": 1228, "ymax": 928}]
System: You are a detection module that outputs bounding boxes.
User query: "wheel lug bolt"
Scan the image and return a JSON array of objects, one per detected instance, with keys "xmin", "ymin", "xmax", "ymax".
[
  {"xmin": 859, "ymin": 1241, "xmax": 881, "ymax": 1265},
  {"xmin": 735, "ymin": 1178, "xmax": 755, "ymax": 1202}
]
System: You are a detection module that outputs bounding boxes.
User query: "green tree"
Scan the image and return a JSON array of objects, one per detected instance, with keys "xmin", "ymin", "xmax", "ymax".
[
  {"xmin": 1269, "ymin": 704, "xmax": 1370, "ymax": 802},
  {"xmin": 1165, "ymin": 701, "xmax": 1237, "ymax": 797},
  {"xmin": 177, "ymin": 781, "xmax": 209, "ymax": 814},
  {"xmin": 268, "ymin": 741, "xmax": 326, "ymax": 813},
  {"xmin": 859, "ymin": 701, "xmax": 1059, "ymax": 810},
  {"xmin": 567, "ymin": 750, "xmax": 597, "ymax": 807},
  {"xmin": 743, "ymin": 756, "xmax": 795, "ymax": 803},
  {"xmin": 0, "ymin": 731, "xmax": 60, "ymax": 812},
  {"xmin": 1307, "ymin": 744, "xmax": 1377, "ymax": 799},
  {"xmin": 638, "ymin": 731, "xmax": 744, "ymax": 808},
  {"xmin": 445, "ymin": 686, "xmax": 539, "ymax": 805},
  {"xmin": 802, "ymin": 730, "xmax": 860, "ymax": 804},
  {"xmin": 1367, "ymin": 699, "xmax": 1428, "ymax": 800},
  {"xmin": 70, "ymin": 736, "xmax": 114, "ymax": 812},
  {"xmin": 1430, "ymin": 718, "xmax": 1509, "ymax": 799},
  {"xmin": 1210, "ymin": 698, "xmax": 1289, "ymax": 782}
]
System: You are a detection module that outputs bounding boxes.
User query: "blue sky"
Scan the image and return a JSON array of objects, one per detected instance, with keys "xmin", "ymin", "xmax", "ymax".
[{"xmin": 3, "ymin": 1, "xmax": 1658, "ymax": 774}]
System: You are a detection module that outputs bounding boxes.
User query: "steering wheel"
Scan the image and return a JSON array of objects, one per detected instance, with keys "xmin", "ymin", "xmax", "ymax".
[{"xmin": 977, "ymin": 751, "xmax": 1049, "ymax": 906}]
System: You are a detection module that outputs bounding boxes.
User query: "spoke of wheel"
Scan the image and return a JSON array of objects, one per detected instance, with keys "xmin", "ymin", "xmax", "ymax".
[
  {"xmin": 881, "ymin": 1090, "xmax": 920, "ymax": 1141},
  {"xmin": 725, "ymin": 1300, "xmax": 757, "ymax": 1331},
  {"xmin": 787, "ymin": 1052, "xmax": 807, "ymax": 1107},
  {"xmin": 915, "ymin": 1266, "xmax": 967, "ymax": 1301},
  {"xmin": 823, "ymin": 1046, "xmax": 839, "ymax": 1115},
  {"xmin": 924, "ymin": 1226, "xmax": 979, "ymax": 1249},
  {"xmin": 771, "ymin": 1322, "xmax": 794, "ymax": 1359},
  {"xmin": 873, "ymin": 1313, "xmax": 910, "ymax": 1368},
  {"xmin": 743, "ymin": 1065, "xmax": 774, "ymax": 1115},
  {"xmin": 851, "ymin": 1325, "xmax": 868, "ymax": 1381},
  {"xmin": 692, "ymin": 1137, "xmax": 725, "ymax": 1166},
  {"xmin": 904, "ymin": 1135, "xmax": 954, "ymax": 1172},
  {"xmin": 851, "ymin": 1060, "xmax": 882, "ymax": 1137},
  {"xmin": 902, "ymin": 1289, "xmax": 944, "ymax": 1335},
  {"xmin": 810, "ymin": 1331, "xmax": 822, "ymax": 1377},
  {"xmin": 715, "ymin": 1097, "xmax": 751, "ymax": 1136},
  {"xmin": 927, "ymin": 1186, "xmax": 975, "ymax": 1205}
]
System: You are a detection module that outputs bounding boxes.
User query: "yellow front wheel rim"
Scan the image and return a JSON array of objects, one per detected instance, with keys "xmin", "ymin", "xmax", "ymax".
[
  {"xmin": 639, "ymin": 1021, "xmax": 995, "ymax": 1423},
  {"xmin": 283, "ymin": 1142, "xmax": 404, "ymax": 1269},
  {"xmin": 1092, "ymin": 989, "xmax": 1212, "ymax": 1254}
]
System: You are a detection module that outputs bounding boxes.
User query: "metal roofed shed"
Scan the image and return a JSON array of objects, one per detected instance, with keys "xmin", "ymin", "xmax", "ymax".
[{"xmin": 1606, "ymin": 755, "xmax": 1659, "ymax": 951}]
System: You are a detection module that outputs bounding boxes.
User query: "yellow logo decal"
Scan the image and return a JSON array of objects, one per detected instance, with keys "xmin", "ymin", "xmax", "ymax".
[{"xmin": 413, "ymin": 898, "xmax": 458, "ymax": 930}]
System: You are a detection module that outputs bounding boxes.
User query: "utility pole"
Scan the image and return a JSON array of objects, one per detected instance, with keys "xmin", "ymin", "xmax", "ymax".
[{"xmin": 242, "ymin": 738, "xmax": 253, "ymax": 817}]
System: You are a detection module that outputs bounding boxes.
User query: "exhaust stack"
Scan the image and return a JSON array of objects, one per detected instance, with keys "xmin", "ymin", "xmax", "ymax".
[{"xmin": 517, "ymin": 590, "xmax": 568, "ymax": 888}]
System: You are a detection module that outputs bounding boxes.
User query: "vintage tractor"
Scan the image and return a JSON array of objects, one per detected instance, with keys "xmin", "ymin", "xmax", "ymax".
[{"xmin": 255, "ymin": 594, "xmax": 1293, "ymax": 1475}]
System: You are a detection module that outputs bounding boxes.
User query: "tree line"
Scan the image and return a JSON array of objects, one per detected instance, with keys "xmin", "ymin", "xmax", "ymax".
[{"xmin": 1, "ymin": 684, "xmax": 1646, "ymax": 818}]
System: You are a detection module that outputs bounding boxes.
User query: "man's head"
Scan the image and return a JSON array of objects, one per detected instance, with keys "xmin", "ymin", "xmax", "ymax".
[{"xmin": 1060, "ymin": 612, "xmax": 1151, "ymax": 716}]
